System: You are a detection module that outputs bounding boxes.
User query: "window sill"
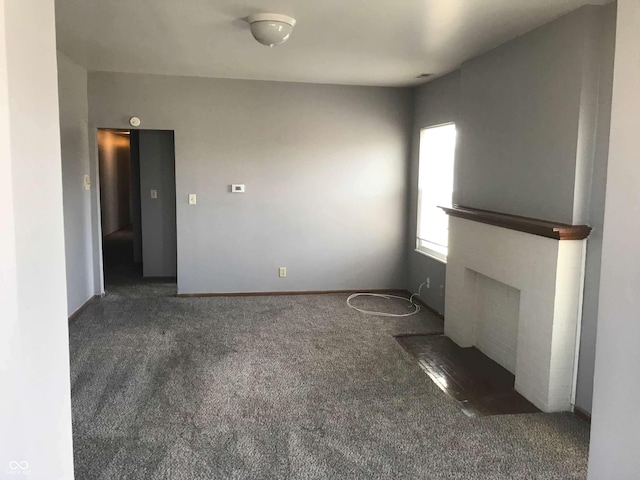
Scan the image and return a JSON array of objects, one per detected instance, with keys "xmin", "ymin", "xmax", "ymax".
[{"xmin": 414, "ymin": 248, "xmax": 447, "ymax": 265}]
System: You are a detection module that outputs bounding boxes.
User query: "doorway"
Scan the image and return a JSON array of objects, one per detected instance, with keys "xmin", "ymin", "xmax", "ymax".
[{"xmin": 97, "ymin": 129, "xmax": 177, "ymax": 288}]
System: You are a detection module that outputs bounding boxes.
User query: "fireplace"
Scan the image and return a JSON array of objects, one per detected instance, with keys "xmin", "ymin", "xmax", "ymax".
[
  {"xmin": 472, "ymin": 272, "xmax": 520, "ymax": 374},
  {"xmin": 441, "ymin": 206, "xmax": 590, "ymax": 412}
]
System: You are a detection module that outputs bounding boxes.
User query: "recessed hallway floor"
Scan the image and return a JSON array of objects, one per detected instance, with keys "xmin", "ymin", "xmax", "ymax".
[{"xmin": 69, "ymin": 282, "xmax": 590, "ymax": 479}]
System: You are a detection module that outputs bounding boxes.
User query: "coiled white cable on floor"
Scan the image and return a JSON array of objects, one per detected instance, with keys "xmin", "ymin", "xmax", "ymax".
[{"xmin": 347, "ymin": 283, "xmax": 428, "ymax": 318}]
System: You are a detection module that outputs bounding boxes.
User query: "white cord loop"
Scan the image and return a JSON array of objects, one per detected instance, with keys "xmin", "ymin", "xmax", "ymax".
[{"xmin": 346, "ymin": 283, "xmax": 428, "ymax": 318}]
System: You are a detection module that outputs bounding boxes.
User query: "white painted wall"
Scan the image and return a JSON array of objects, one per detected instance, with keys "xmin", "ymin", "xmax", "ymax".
[
  {"xmin": 57, "ymin": 51, "xmax": 96, "ymax": 315},
  {"xmin": 0, "ymin": 1, "xmax": 74, "ymax": 478},
  {"xmin": 588, "ymin": 0, "xmax": 640, "ymax": 477},
  {"xmin": 88, "ymin": 73, "xmax": 412, "ymax": 294}
]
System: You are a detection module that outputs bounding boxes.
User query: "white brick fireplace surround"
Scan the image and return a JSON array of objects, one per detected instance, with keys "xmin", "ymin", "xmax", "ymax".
[{"xmin": 442, "ymin": 206, "xmax": 590, "ymax": 412}]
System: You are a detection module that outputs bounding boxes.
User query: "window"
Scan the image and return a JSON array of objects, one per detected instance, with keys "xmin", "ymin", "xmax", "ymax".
[{"xmin": 416, "ymin": 123, "xmax": 457, "ymax": 262}]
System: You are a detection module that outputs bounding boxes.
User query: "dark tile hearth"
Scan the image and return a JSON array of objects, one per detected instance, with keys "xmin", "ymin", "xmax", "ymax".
[{"xmin": 395, "ymin": 334, "xmax": 540, "ymax": 417}]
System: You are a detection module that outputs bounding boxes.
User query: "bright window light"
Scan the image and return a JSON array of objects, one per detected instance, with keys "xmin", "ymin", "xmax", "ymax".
[{"xmin": 416, "ymin": 123, "xmax": 457, "ymax": 262}]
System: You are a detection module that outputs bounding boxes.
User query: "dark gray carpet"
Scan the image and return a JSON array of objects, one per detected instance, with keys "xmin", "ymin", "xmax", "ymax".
[{"xmin": 69, "ymin": 281, "xmax": 590, "ymax": 479}]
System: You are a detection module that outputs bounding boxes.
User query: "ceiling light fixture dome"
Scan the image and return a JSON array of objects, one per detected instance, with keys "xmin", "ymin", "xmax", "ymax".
[{"xmin": 247, "ymin": 13, "xmax": 296, "ymax": 47}]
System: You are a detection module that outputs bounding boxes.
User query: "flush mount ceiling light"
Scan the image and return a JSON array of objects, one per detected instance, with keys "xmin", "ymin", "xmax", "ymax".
[{"xmin": 246, "ymin": 13, "xmax": 296, "ymax": 47}]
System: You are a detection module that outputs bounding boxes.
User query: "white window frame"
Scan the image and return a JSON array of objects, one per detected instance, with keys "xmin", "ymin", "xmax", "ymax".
[{"xmin": 415, "ymin": 122, "xmax": 457, "ymax": 263}]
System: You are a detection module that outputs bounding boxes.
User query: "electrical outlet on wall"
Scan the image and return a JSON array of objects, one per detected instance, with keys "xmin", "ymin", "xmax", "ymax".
[
  {"xmin": 150, "ymin": 189, "xmax": 158, "ymax": 199},
  {"xmin": 279, "ymin": 267, "xmax": 286, "ymax": 278},
  {"xmin": 426, "ymin": 278, "xmax": 430, "ymax": 288}
]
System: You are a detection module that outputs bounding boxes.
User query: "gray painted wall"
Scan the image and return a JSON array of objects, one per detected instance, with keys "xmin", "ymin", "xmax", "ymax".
[
  {"xmin": 407, "ymin": 71, "xmax": 461, "ymax": 314},
  {"xmin": 588, "ymin": 0, "xmax": 640, "ymax": 476},
  {"xmin": 455, "ymin": 6, "xmax": 604, "ymax": 224},
  {"xmin": 0, "ymin": 1, "xmax": 74, "ymax": 476},
  {"xmin": 139, "ymin": 130, "xmax": 177, "ymax": 277},
  {"xmin": 87, "ymin": 73, "xmax": 412, "ymax": 293},
  {"xmin": 407, "ymin": 4, "xmax": 615, "ymax": 413},
  {"xmin": 98, "ymin": 129, "xmax": 131, "ymax": 236},
  {"xmin": 130, "ymin": 130, "xmax": 143, "ymax": 263},
  {"xmin": 57, "ymin": 51, "xmax": 95, "ymax": 315},
  {"xmin": 574, "ymin": 2, "xmax": 616, "ymax": 415}
]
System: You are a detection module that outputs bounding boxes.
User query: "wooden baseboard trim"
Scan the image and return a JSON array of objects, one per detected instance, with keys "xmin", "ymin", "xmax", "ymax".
[
  {"xmin": 574, "ymin": 406, "xmax": 591, "ymax": 424},
  {"xmin": 68, "ymin": 295, "xmax": 97, "ymax": 323},
  {"xmin": 408, "ymin": 294, "xmax": 445, "ymax": 320},
  {"xmin": 176, "ymin": 289, "xmax": 407, "ymax": 298}
]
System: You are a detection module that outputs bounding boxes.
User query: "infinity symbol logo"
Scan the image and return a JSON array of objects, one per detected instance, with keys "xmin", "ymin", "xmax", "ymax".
[{"xmin": 9, "ymin": 461, "xmax": 29, "ymax": 470}]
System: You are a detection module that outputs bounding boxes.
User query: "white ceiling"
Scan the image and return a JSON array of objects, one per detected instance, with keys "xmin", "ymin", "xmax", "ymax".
[{"xmin": 55, "ymin": 0, "xmax": 610, "ymax": 87}]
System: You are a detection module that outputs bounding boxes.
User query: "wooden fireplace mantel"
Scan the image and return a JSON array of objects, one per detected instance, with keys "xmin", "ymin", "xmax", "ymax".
[{"xmin": 439, "ymin": 205, "xmax": 591, "ymax": 240}]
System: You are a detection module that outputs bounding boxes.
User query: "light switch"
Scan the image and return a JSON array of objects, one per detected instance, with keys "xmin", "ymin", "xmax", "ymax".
[
  {"xmin": 150, "ymin": 189, "xmax": 158, "ymax": 199},
  {"xmin": 188, "ymin": 194, "xmax": 197, "ymax": 205}
]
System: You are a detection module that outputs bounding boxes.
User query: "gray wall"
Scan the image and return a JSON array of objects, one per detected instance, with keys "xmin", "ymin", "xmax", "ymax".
[
  {"xmin": 130, "ymin": 130, "xmax": 143, "ymax": 263},
  {"xmin": 455, "ymin": 5, "xmax": 606, "ymax": 224},
  {"xmin": 98, "ymin": 129, "xmax": 131, "ymax": 236},
  {"xmin": 575, "ymin": 2, "xmax": 616, "ymax": 415},
  {"xmin": 88, "ymin": 73, "xmax": 412, "ymax": 294},
  {"xmin": 139, "ymin": 130, "xmax": 177, "ymax": 277},
  {"xmin": 57, "ymin": 51, "xmax": 95, "ymax": 315},
  {"xmin": 456, "ymin": 4, "xmax": 615, "ymax": 415},
  {"xmin": 589, "ymin": 0, "xmax": 640, "ymax": 476},
  {"xmin": 407, "ymin": 4, "xmax": 615, "ymax": 413},
  {"xmin": 0, "ymin": 1, "xmax": 74, "ymax": 476},
  {"xmin": 407, "ymin": 71, "xmax": 462, "ymax": 314}
]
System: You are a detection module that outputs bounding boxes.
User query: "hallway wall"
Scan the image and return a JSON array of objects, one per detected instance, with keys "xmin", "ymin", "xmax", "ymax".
[
  {"xmin": 57, "ymin": 51, "xmax": 95, "ymax": 315},
  {"xmin": 130, "ymin": 131, "xmax": 143, "ymax": 263},
  {"xmin": 98, "ymin": 130, "xmax": 131, "ymax": 236}
]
